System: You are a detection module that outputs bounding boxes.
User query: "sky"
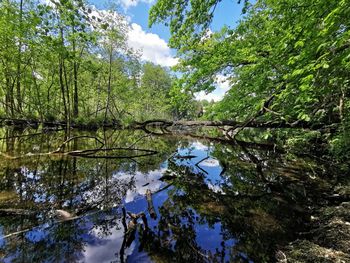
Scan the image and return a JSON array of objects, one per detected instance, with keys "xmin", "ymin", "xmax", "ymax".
[{"xmin": 89, "ymin": 0, "xmax": 245, "ymax": 101}]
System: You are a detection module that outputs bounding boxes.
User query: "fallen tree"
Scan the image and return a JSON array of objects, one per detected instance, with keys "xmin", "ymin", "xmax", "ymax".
[
  {"xmin": 130, "ymin": 119, "xmax": 337, "ymax": 133},
  {"xmin": 0, "ymin": 135, "xmax": 158, "ymax": 160}
]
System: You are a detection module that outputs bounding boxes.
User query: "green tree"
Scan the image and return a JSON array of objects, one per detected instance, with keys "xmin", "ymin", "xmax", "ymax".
[
  {"xmin": 137, "ymin": 62, "xmax": 172, "ymax": 120},
  {"xmin": 150, "ymin": 0, "xmax": 350, "ymax": 128}
]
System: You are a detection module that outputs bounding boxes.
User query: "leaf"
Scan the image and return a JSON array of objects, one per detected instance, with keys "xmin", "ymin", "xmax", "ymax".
[
  {"xmin": 300, "ymin": 84, "xmax": 309, "ymax": 91},
  {"xmin": 101, "ymin": 23, "xmax": 108, "ymax": 30},
  {"xmin": 294, "ymin": 40, "xmax": 304, "ymax": 48},
  {"xmin": 301, "ymin": 74, "xmax": 314, "ymax": 84},
  {"xmin": 299, "ymin": 113, "xmax": 311, "ymax": 122},
  {"xmin": 292, "ymin": 69, "xmax": 304, "ymax": 77}
]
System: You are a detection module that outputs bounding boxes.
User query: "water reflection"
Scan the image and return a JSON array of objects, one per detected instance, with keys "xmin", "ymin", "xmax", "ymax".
[{"xmin": 0, "ymin": 127, "xmax": 331, "ymax": 262}]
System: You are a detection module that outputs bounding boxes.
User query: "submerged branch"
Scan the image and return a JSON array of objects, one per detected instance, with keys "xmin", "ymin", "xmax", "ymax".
[
  {"xmin": 0, "ymin": 147, "xmax": 158, "ymax": 160},
  {"xmin": 55, "ymin": 135, "xmax": 104, "ymax": 152},
  {"xmin": 146, "ymin": 189, "xmax": 157, "ymax": 220},
  {"xmin": 0, "ymin": 208, "xmax": 36, "ymax": 217}
]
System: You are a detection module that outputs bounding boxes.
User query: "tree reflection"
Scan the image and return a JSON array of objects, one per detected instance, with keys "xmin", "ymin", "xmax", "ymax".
[
  {"xmin": 0, "ymin": 127, "xmax": 334, "ymax": 262},
  {"xmin": 129, "ymin": 142, "xmax": 328, "ymax": 262}
]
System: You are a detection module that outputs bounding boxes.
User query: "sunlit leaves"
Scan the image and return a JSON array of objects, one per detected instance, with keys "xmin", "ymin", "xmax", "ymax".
[{"xmin": 151, "ymin": 0, "xmax": 350, "ymax": 127}]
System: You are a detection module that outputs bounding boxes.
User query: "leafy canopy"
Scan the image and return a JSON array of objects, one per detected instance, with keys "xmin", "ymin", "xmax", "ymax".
[{"xmin": 150, "ymin": 0, "xmax": 350, "ymax": 125}]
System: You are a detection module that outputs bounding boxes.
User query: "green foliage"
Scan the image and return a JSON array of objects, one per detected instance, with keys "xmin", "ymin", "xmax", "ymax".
[
  {"xmin": 0, "ymin": 0, "xmax": 185, "ymax": 124},
  {"xmin": 132, "ymin": 62, "xmax": 173, "ymax": 121},
  {"xmin": 330, "ymin": 101, "xmax": 350, "ymax": 162},
  {"xmin": 150, "ymin": 0, "xmax": 350, "ymax": 154},
  {"xmin": 150, "ymin": 0, "xmax": 349, "ymax": 121},
  {"xmin": 169, "ymin": 81, "xmax": 197, "ymax": 120},
  {"xmin": 285, "ymin": 131, "xmax": 323, "ymax": 153}
]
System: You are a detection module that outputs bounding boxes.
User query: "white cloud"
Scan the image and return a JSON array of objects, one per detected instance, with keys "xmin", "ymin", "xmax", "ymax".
[
  {"xmin": 117, "ymin": 168, "xmax": 166, "ymax": 203},
  {"xmin": 215, "ymin": 74, "xmax": 231, "ymax": 92},
  {"xmin": 83, "ymin": 220, "xmax": 135, "ymax": 262},
  {"xmin": 195, "ymin": 74, "xmax": 231, "ymax": 102},
  {"xmin": 86, "ymin": 6, "xmax": 129, "ymax": 33},
  {"xmin": 39, "ymin": 0, "xmax": 56, "ymax": 7},
  {"xmin": 195, "ymin": 91, "xmax": 223, "ymax": 102},
  {"xmin": 127, "ymin": 23, "xmax": 178, "ymax": 67},
  {"xmin": 192, "ymin": 141, "xmax": 209, "ymax": 151},
  {"xmin": 119, "ymin": 0, "xmax": 155, "ymax": 10},
  {"xmin": 200, "ymin": 29, "xmax": 213, "ymax": 42},
  {"xmin": 201, "ymin": 158, "xmax": 220, "ymax": 167}
]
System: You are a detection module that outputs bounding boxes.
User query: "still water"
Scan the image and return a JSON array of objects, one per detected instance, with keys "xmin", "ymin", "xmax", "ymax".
[{"xmin": 0, "ymin": 127, "xmax": 331, "ymax": 262}]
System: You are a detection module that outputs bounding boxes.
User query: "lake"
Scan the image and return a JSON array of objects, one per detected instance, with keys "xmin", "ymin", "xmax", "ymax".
[{"xmin": 0, "ymin": 127, "xmax": 333, "ymax": 262}]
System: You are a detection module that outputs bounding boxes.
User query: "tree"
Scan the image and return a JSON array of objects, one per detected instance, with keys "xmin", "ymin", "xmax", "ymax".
[
  {"xmin": 0, "ymin": 0, "xmax": 144, "ymax": 124},
  {"xmin": 137, "ymin": 62, "xmax": 172, "ymax": 120},
  {"xmin": 150, "ymin": 0, "xmax": 350, "ymax": 129},
  {"xmin": 169, "ymin": 81, "xmax": 197, "ymax": 120}
]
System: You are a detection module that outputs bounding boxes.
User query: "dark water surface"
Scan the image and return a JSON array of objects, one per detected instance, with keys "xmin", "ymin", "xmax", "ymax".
[{"xmin": 0, "ymin": 127, "xmax": 332, "ymax": 262}]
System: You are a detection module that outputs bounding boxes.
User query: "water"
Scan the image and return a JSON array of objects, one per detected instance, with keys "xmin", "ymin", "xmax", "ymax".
[{"xmin": 0, "ymin": 127, "xmax": 332, "ymax": 262}]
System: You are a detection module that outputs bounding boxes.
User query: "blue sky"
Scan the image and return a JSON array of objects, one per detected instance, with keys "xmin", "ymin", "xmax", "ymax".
[{"xmin": 89, "ymin": 0, "xmax": 245, "ymax": 101}]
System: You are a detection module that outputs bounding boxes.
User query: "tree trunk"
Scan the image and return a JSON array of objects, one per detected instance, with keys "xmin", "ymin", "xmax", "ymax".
[
  {"xmin": 72, "ymin": 25, "xmax": 79, "ymax": 118},
  {"xmin": 15, "ymin": 0, "xmax": 23, "ymax": 113},
  {"xmin": 59, "ymin": 56, "xmax": 68, "ymax": 124},
  {"xmin": 104, "ymin": 46, "xmax": 113, "ymax": 123}
]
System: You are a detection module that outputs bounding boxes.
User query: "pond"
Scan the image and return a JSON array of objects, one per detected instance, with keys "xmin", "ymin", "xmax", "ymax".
[{"xmin": 0, "ymin": 127, "xmax": 334, "ymax": 262}]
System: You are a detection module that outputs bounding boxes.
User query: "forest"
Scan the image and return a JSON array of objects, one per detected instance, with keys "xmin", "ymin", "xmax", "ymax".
[
  {"xmin": 0, "ymin": 0, "xmax": 349, "ymax": 262},
  {"xmin": 0, "ymin": 0, "xmax": 349, "ymax": 161},
  {"xmin": 0, "ymin": 0, "xmax": 200, "ymax": 127}
]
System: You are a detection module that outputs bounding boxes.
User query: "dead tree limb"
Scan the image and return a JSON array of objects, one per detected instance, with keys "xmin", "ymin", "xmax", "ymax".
[
  {"xmin": 122, "ymin": 207, "xmax": 127, "ymax": 232},
  {"xmin": 55, "ymin": 135, "xmax": 104, "ymax": 152},
  {"xmin": 0, "ymin": 208, "xmax": 36, "ymax": 217},
  {"xmin": 127, "ymin": 134, "xmax": 152, "ymax": 149},
  {"xmin": 74, "ymin": 147, "xmax": 158, "ymax": 159},
  {"xmin": 146, "ymin": 189, "xmax": 157, "ymax": 220},
  {"xmin": 195, "ymin": 156, "xmax": 210, "ymax": 175},
  {"xmin": 131, "ymin": 119, "xmax": 329, "ymax": 131},
  {"xmin": 1, "ymin": 147, "xmax": 158, "ymax": 160}
]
